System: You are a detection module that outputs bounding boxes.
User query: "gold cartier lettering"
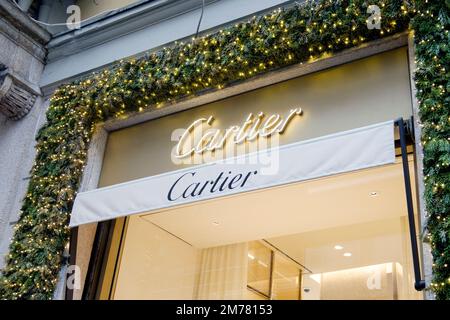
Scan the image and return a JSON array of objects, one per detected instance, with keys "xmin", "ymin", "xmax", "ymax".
[{"xmin": 175, "ymin": 108, "xmax": 303, "ymax": 158}]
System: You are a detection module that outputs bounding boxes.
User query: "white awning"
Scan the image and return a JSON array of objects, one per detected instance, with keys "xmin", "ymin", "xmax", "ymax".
[{"xmin": 70, "ymin": 121, "xmax": 395, "ymax": 227}]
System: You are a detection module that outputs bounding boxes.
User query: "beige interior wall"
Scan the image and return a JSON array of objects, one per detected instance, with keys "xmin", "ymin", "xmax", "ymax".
[
  {"xmin": 113, "ymin": 216, "xmax": 200, "ymax": 300},
  {"xmin": 99, "ymin": 48, "xmax": 412, "ymax": 188},
  {"xmin": 77, "ymin": 0, "xmax": 139, "ymax": 19},
  {"xmin": 301, "ymin": 275, "xmax": 321, "ymax": 300},
  {"xmin": 320, "ymin": 263, "xmax": 396, "ymax": 300},
  {"xmin": 270, "ymin": 217, "xmax": 408, "ymax": 274},
  {"xmin": 299, "ymin": 216, "xmax": 422, "ymax": 300}
]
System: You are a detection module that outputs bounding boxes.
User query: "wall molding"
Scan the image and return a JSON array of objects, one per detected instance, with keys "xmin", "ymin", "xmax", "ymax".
[
  {"xmin": 40, "ymin": 0, "xmax": 294, "ymax": 90},
  {"xmin": 0, "ymin": 0, "xmax": 50, "ymax": 62}
]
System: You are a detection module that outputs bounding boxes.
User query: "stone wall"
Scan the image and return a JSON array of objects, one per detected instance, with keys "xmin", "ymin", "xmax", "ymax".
[{"xmin": 0, "ymin": 0, "xmax": 50, "ymax": 269}]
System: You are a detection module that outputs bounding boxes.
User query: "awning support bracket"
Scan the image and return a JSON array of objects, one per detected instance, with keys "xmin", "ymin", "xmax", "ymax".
[{"xmin": 395, "ymin": 117, "xmax": 426, "ymax": 291}]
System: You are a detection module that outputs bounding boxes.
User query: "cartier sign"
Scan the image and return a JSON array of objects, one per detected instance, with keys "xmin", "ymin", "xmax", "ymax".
[{"xmin": 175, "ymin": 108, "xmax": 303, "ymax": 158}]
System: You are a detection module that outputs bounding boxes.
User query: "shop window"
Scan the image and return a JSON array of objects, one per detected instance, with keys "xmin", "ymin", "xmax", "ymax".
[
  {"xmin": 247, "ymin": 241, "xmax": 272, "ymax": 298},
  {"xmin": 246, "ymin": 241, "xmax": 302, "ymax": 300},
  {"xmin": 271, "ymin": 253, "xmax": 301, "ymax": 300},
  {"xmin": 97, "ymin": 158, "xmax": 423, "ymax": 300}
]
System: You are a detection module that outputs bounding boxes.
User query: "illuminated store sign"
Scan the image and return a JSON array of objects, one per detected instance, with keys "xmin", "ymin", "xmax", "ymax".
[{"xmin": 175, "ymin": 108, "xmax": 304, "ymax": 158}]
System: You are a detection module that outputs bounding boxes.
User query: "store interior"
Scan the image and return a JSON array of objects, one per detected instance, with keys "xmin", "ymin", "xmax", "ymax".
[{"xmin": 108, "ymin": 157, "xmax": 423, "ymax": 300}]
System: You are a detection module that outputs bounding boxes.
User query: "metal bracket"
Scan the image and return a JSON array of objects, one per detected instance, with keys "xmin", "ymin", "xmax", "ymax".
[{"xmin": 395, "ymin": 117, "xmax": 426, "ymax": 291}]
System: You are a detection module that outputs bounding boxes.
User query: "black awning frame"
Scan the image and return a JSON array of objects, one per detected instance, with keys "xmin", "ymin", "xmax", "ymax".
[{"xmin": 395, "ymin": 117, "xmax": 426, "ymax": 291}]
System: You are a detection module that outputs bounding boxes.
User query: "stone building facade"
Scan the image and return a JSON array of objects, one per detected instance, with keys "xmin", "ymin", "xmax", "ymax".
[{"xmin": 0, "ymin": 0, "xmax": 50, "ymax": 269}]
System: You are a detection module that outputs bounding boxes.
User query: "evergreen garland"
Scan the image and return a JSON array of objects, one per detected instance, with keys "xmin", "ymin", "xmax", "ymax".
[
  {"xmin": 411, "ymin": 0, "xmax": 450, "ymax": 300},
  {"xmin": 0, "ymin": 0, "xmax": 447, "ymax": 299}
]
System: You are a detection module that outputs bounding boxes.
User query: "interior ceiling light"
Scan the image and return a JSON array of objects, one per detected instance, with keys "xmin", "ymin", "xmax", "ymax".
[
  {"xmin": 334, "ymin": 245, "xmax": 344, "ymax": 250},
  {"xmin": 343, "ymin": 252, "xmax": 352, "ymax": 257}
]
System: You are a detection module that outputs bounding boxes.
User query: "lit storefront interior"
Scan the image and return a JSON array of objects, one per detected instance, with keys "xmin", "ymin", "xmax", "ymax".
[
  {"xmin": 71, "ymin": 47, "xmax": 425, "ymax": 300},
  {"xmin": 93, "ymin": 157, "xmax": 422, "ymax": 300}
]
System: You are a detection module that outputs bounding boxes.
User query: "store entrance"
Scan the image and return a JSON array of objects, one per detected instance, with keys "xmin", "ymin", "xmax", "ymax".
[{"xmin": 96, "ymin": 157, "xmax": 423, "ymax": 300}]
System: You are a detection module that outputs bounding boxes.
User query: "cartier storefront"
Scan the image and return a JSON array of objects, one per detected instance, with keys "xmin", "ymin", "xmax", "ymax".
[{"xmin": 69, "ymin": 47, "xmax": 426, "ymax": 300}]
